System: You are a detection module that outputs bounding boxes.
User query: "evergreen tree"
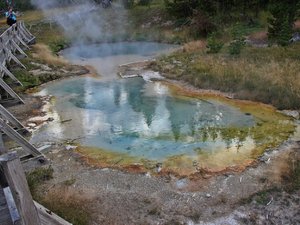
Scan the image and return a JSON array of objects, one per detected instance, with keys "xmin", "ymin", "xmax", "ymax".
[
  {"xmin": 164, "ymin": 0, "xmax": 200, "ymax": 19},
  {"xmin": 277, "ymin": 16, "xmax": 293, "ymax": 46},
  {"xmin": 268, "ymin": 0, "xmax": 300, "ymax": 46}
]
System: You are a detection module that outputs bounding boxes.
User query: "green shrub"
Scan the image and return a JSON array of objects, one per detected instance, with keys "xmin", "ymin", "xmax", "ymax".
[
  {"xmin": 267, "ymin": 1, "xmax": 297, "ymax": 46},
  {"xmin": 206, "ymin": 33, "xmax": 223, "ymax": 53},
  {"xmin": 49, "ymin": 39, "xmax": 69, "ymax": 54},
  {"xmin": 138, "ymin": 0, "xmax": 152, "ymax": 6},
  {"xmin": 164, "ymin": 0, "xmax": 199, "ymax": 19},
  {"xmin": 228, "ymin": 38, "xmax": 245, "ymax": 55},
  {"xmin": 122, "ymin": 0, "xmax": 135, "ymax": 9},
  {"xmin": 228, "ymin": 23, "xmax": 246, "ymax": 55}
]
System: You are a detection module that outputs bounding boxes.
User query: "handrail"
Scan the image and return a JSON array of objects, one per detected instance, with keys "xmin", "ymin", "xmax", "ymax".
[
  {"xmin": 0, "ymin": 21, "xmax": 35, "ymax": 103},
  {"xmin": 0, "ymin": 21, "xmax": 73, "ymax": 225}
]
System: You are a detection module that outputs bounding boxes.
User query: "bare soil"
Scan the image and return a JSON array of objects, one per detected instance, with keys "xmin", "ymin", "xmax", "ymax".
[{"xmin": 35, "ymin": 139, "xmax": 300, "ymax": 225}]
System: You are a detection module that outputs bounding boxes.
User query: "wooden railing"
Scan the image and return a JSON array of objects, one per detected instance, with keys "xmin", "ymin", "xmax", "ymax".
[
  {"xmin": 0, "ymin": 151, "xmax": 41, "ymax": 225},
  {"xmin": 0, "ymin": 151, "xmax": 72, "ymax": 225},
  {"xmin": 0, "ymin": 21, "xmax": 35, "ymax": 103},
  {"xmin": 0, "ymin": 21, "xmax": 42, "ymax": 160},
  {"xmin": 0, "ymin": 22, "xmax": 72, "ymax": 225}
]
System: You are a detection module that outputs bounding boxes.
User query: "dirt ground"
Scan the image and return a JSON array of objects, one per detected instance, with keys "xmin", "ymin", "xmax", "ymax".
[
  {"xmin": 34, "ymin": 137, "xmax": 300, "ymax": 225},
  {"xmin": 5, "ymin": 61, "xmax": 300, "ymax": 225}
]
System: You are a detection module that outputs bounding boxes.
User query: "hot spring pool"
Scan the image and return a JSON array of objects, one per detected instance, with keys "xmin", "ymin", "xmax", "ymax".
[{"xmin": 31, "ymin": 42, "xmax": 295, "ymax": 175}]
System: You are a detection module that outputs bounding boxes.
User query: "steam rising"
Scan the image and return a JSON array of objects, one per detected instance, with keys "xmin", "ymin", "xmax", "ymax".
[{"xmin": 31, "ymin": 0, "xmax": 128, "ymax": 44}]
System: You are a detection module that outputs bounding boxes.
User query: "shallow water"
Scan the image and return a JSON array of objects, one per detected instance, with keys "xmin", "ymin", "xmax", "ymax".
[
  {"xmin": 31, "ymin": 42, "xmax": 295, "ymax": 174},
  {"xmin": 33, "ymin": 77, "xmax": 256, "ymax": 159}
]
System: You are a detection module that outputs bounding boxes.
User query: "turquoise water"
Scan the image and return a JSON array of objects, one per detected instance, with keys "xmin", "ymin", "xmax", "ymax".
[{"xmin": 34, "ymin": 77, "xmax": 256, "ymax": 160}]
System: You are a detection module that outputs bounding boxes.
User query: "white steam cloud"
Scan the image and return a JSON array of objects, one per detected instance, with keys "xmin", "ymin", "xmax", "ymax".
[{"xmin": 31, "ymin": 0, "xmax": 128, "ymax": 44}]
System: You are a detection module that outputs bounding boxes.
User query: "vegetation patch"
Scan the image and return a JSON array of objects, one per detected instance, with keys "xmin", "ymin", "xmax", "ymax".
[
  {"xmin": 151, "ymin": 42, "xmax": 300, "ymax": 110},
  {"xmin": 282, "ymin": 150, "xmax": 300, "ymax": 192},
  {"xmin": 26, "ymin": 166, "xmax": 54, "ymax": 197},
  {"xmin": 40, "ymin": 187, "xmax": 92, "ymax": 225},
  {"xmin": 26, "ymin": 167, "xmax": 91, "ymax": 225},
  {"xmin": 31, "ymin": 44, "xmax": 68, "ymax": 66}
]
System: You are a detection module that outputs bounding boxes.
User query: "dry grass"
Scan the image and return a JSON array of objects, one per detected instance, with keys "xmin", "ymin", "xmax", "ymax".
[
  {"xmin": 40, "ymin": 186, "xmax": 92, "ymax": 225},
  {"xmin": 154, "ymin": 43, "xmax": 300, "ymax": 109},
  {"xmin": 248, "ymin": 31, "xmax": 268, "ymax": 41},
  {"xmin": 20, "ymin": 10, "xmax": 45, "ymax": 23},
  {"xmin": 32, "ymin": 44, "xmax": 68, "ymax": 66},
  {"xmin": 182, "ymin": 40, "xmax": 207, "ymax": 52}
]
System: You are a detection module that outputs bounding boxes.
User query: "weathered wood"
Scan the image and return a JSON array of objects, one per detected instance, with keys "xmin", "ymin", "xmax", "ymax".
[
  {"xmin": 0, "ymin": 104, "xmax": 27, "ymax": 132},
  {"xmin": 10, "ymin": 40, "xmax": 28, "ymax": 57},
  {"xmin": 0, "ymin": 118, "xmax": 41, "ymax": 156},
  {"xmin": 3, "ymin": 187, "xmax": 21, "ymax": 224},
  {"xmin": 0, "ymin": 21, "xmax": 37, "ymax": 102},
  {"xmin": 15, "ymin": 35, "xmax": 30, "ymax": 50},
  {"xmin": 35, "ymin": 201, "xmax": 72, "ymax": 225},
  {"xmin": 0, "ymin": 64, "xmax": 23, "ymax": 86},
  {"xmin": 16, "ymin": 24, "xmax": 33, "ymax": 44},
  {"xmin": 0, "ymin": 188, "xmax": 13, "ymax": 225},
  {"xmin": 0, "ymin": 78, "xmax": 24, "ymax": 104},
  {"xmin": 5, "ymin": 49, "xmax": 26, "ymax": 69},
  {"xmin": 18, "ymin": 22, "xmax": 36, "ymax": 44},
  {"xmin": 0, "ymin": 151, "xmax": 41, "ymax": 225},
  {"xmin": 0, "ymin": 132, "xmax": 7, "ymax": 155}
]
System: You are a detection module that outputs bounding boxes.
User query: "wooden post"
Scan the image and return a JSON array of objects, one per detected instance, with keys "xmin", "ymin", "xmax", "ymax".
[
  {"xmin": 0, "ymin": 133, "xmax": 8, "ymax": 188},
  {"xmin": 0, "ymin": 78, "xmax": 24, "ymax": 104},
  {"xmin": 0, "ymin": 152, "xmax": 41, "ymax": 225},
  {"xmin": 0, "ymin": 118, "xmax": 41, "ymax": 156},
  {"xmin": 0, "ymin": 132, "xmax": 7, "ymax": 155},
  {"xmin": 0, "ymin": 104, "xmax": 27, "ymax": 132}
]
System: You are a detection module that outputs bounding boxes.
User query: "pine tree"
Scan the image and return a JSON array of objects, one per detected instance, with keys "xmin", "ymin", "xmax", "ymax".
[
  {"xmin": 268, "ymin": 0, "xmax": 300, "ymax": 46},
  {"xmin": 278, "ymin": 16, "xmax": 293, "ymax": 46}
]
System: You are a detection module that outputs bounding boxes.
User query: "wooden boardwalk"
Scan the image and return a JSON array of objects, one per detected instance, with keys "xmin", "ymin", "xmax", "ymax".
[
  {"xmin": 0, "ymin": 22, "xmax": 72, "ymax": 225},
  {"xmin": 0, "ymin": 152, "xmax": 72, "ymax": 225}
]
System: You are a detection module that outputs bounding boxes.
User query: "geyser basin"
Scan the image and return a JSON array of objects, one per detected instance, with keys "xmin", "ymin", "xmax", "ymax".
[
  {"xmin": 32, "ymin": 77, "xmax": 295, "ymax": 175},
  {"xmin": 32, "ymin": 42, "xmax": 295, "ymax": 175}
]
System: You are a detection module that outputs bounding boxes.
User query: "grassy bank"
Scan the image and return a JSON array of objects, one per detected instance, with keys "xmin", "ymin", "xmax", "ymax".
[
  {"xmin": 151, "ymin": 41, "xmax": 300, "ymax": 110},
  {"xmin": 26, "ymin": 167, "xmax": 91, "ymax": 225}
]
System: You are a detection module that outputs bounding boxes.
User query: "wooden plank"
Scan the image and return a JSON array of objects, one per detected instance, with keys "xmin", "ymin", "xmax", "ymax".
[
  {"xmin": 3, "ymin": 187, "xmax": 21, "ymax": 224},
  {"xmin": 15, "ymin": 35, "xmax": 29, "ymax": 50},
  {"xmin": 15, "ymin": 28, "xmax": 31, "ymax": 44},
  {"xmin": 10, "ymin": 40, "xmax": 28, "ymax": 57},
  {"xmin": 0, "ymin": 78, "xmax": 24, "ymax": 104},
  {"xmin": 0, "ymin": 132, "xmax": 7, "ymax": 155},
  {"xmin": 0, "ymin": 64, "xmax": 23, "ymax": 86},
  {"xmin": 17, "ymin": 23, "xmax": 34, "ymax": 44},
  {"xmin": 0, "ymin": 118, "xmax": 41, "ymax": 156},
  {"xmin": 0, "ymin": 187, "xmax": 13, "ymax": 225},
  {"xmin": 19, "ymin": 22, "xmax": 35, "ymax": 41},
  {"xmin": 6, "ymin": 50, "xmax": 26, "ymax": 69},
  {"xmin": 0, "ymin": 152, "xmax": 41, "ymax": 225},
  {"xmin": 34, "ymin": 201, "xmax": 72, "ymax": 225},
  {"xmin": 0, "ymin": 104, "xmax": 27, "ymax": 131}
]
